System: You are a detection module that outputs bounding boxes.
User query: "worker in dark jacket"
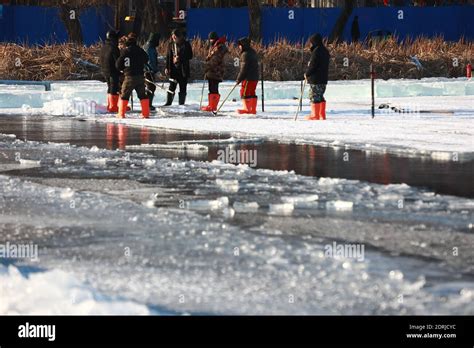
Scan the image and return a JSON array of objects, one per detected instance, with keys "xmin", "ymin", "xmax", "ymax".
[
  {"xmin": 115, "ymin": 33, "xmax": 150, "ymax": 119},
  {"xmin": 100, "ymin": 30, "xmax": 121, "ymax": 113},
  {"xmin": 201, "ymin": 31, "xmax": 228, "ymax": 112},
  {"xmin": 304, "ymin": 33, "xmax": 330, "ymax": 120},
  {"xmin": 143, "ymin": 32, "xmax": 160, "ymax": 111},
  {"xmin": 164, "ymin": 29, "xmax": 193, "ymax": 106},
  {"xmin": 236, "ymin": 37, "xmax": 259, "ymax": 115}
]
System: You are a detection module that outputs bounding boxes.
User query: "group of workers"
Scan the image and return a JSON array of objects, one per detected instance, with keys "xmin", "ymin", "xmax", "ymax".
[{"xmin": 100, "ymin": 28, "xmax": 330, "ymax": 121}]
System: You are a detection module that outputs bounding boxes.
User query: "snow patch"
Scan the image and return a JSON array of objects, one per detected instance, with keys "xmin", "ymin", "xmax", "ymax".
[{"xmin": 0, "ymin": 265, "xmax": 150, "ymax": 315}]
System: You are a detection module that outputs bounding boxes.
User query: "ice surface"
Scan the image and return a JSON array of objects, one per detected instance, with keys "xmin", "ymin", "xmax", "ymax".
[
  {"xmin": 0, "ymin": 136, "xmax": 473, "ymax": 314},
  {"xmin": 1, "ymin": 79, "xmax": 473, "ymax": 157}
]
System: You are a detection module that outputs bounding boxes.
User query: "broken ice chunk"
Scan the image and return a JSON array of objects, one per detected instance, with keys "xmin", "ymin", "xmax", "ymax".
[
  {"xmin": 233, "ymin": 202, "xmax": 259, "ymax": 213},
  {"xmin": 187, "ymin": 197, "xmax": 229, "ymax": 211},
  {"xmin": 281, "ymin": 194, "xmax": 319, "ymax": 203},
  {"xmin": 326, "ymin": 201, "xmax": 353, "ymax": 211},
  {"xmin": 269, "ymin": 203, "xmax": 294, "ymax": 216},
  {"xmin": 215, "ymin": 179, "xmax": 239, "ymax": 193}
]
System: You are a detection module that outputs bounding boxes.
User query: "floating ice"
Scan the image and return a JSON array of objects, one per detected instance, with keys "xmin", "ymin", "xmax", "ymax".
[
  {"xmin": 233, "ymin": 201, "xmax": 259, "ymax": 213},
  {"xmin": 187, "ymin": 197, "xmax": 229, "ymax": 211},
  {"xmin": 326, "ymin": 201, "xmax": 354, "ymax": 211},
  {"xmin": 168, "ymin": 137, "xmax": 264, "ymax": 145},
  {"xmin": 19, "ymin": 159, "xmax": 41, "ymax": 165},
  {"xmin": 126, "ymin": 143, "xmax": 208, "ymax": 152},
  {"xmin": 431, "ymin": 151, "xmax": 454, "ymax": 161},
  {"xmin": 59, "ymin": 188, "xmax": 74, "ymax": 200},
  {"xmin": 215, "ymin": 179, "xmax": 239, "ymax": 193},
  {"xmin": 269, "ymin": 203, "xmax": 294, "ymax": 215},
  {"xmin": 389, "ymin": 270, "xmax": 404, "ymax": 281},
  {"xmin": 282, "ymin": 194, "xmax": 319, "ymax": 203}
]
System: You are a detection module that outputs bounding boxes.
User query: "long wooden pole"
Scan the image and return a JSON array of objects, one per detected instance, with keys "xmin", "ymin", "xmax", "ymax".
[
  {"xmin": 300, "ymin": 38, "xmax": 304, "ymax": 111},
  {"xmin": 261, "ymin": 61, "xmax": 265, "ymax": 112},
  {"xmin": 294, "ymin": 80, "xmax": 307, "ymax": 121},
  {"xmin": 371, "ymin": 64, "xmax": 375, "ymax": 119}
]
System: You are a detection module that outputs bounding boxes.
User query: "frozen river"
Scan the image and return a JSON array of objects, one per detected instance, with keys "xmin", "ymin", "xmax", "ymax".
[
  {"xmin": 0, "ymin": 78, "xmax": 473, "ymax": 315},
  {"xmin": 0, "ymin": 117, "xmax": 473, "ymax": 315}
]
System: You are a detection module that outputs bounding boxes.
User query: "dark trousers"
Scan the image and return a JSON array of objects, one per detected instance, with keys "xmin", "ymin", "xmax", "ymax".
[
  {"xmin": 169, "ymin": 76, "xmax": 187, "ymax": 95},
  {"xmin": 121, "ymin": 75, "xmax": 148, "ymax": 101},
  {"xmin": 105, "ymin": 74, "xmax": 120, "ymax": 95},
  {"xmin": 309, "ymin": 84, "xmax": 326, "ymax": 103},
  {"xmin": 144, "ymin": 72, "xmax": 156, "ymax": 99},
  {"xmin": 208, "ymin": 79, "xmax": 220, "ymax": 94}
]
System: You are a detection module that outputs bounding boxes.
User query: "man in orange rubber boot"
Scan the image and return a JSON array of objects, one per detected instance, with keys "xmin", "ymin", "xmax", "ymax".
[
  {"xmin": 100, "ymin": 30, "xmax": 121, "ymax": 113},
  {"xmin": 304, "ymin": 33, "xmax": 330, "ymax": 120},
  {"xmin": 115, "ymin": 33, "xmax": 150, "ymax": 119},
  {"xmin": 201, "ymin": 32, "xmax": 228, "ymax": 112},
  {"xmin": 236, "ymin": 37, "xmax": 259, "ymax": 115}
]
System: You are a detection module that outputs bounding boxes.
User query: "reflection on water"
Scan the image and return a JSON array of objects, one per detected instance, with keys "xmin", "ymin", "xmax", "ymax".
[{"xmin": 0, "ymin": 115, "xmax": 472, "ymax": 198}]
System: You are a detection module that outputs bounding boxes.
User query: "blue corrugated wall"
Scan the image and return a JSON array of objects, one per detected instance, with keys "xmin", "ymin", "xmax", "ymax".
[
  {"xmin": 1, "ymin": 5, "xmax": 472, "ymax": 45},
  {"xmin": 0, "ymin": 5, "xmax": 113, "ymax": 45},
  {"xmin": 187, "ymin": 6, "xmax": 474, "ymax": 44}
]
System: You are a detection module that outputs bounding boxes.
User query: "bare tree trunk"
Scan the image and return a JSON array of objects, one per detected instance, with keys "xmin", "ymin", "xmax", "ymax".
[
  {"xmin": 59, "ymin": 2, "xmax": 84, "ymax": 45},
  {"xmin": 328, "ymin": 0, "xmax": 354, "ymax": 44},
  {"xmin": 134, "ymin": 0, "xmax": 170, "ymax": 38},
  {"xmin": 59, "ymin": 3, "xmax": 84, "ymax": 44},
  {"xmin": 248, "ymin": 0, "xmax": 261, "ymax": 43}
]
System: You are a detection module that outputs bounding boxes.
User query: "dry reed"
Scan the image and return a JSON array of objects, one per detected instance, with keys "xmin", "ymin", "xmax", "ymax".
[{"xmin": 1, "ymin": 37, "xmax": 472, "ymax": 81}]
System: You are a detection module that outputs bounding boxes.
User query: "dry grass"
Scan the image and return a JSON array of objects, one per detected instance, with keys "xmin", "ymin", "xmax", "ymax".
[
  {"xmin": 0, "ymin": 43, "xmax": 102, "ymax": 81},
  {"xmin": 1, "ymin": 37, "xmax": 472, "ymax": 81}
]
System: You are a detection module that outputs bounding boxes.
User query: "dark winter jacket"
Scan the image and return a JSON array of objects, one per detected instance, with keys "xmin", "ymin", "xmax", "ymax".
[
  {"xmin": 116, "ymin": 43, "xmax": 149, "ymax": 78},
  {"xmin": 204, "ymin": 37, "xmax": 228, "ymax": 81},
  {"xmin": 100, "ymin": 38, "xmax": 120, "ymax": 77},
  {"xmin": 305, "ymin": 36, "xmax": 330, "ymax": 85},
  {"xmin": 166, "ymin": 40, "xmax": 193, "ymax": 79},
  {"xmin": 236, "ymin": 38, "xmax": 259, "ymax": 83}
]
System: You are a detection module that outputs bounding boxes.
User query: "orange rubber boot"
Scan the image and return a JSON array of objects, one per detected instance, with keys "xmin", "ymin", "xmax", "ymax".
[
  {"xmin": 210, "ymin": 94, "xmax": 220, "ymax": 112},
  {"xmin": 106, "ymin": 94, "xmax": 112, "ymax": 111},
  {"xmin": 117, "ymin": 99, "xmax": 128, "ymax": 119},
  {"xmin": 305, "ymin": 103, "xmax": 320, "ymax": 120},
  {"xmin": 140, "ymin": 98, "xmax": 150, "ymax": 119},
  {"xmin": 248, "ymin": 98, "xmax": 257, "ymax": 114},
  {"xmin": 237, "ymin": 99, "xmax": 250, "ymax": 114},
  {"xmin": 108, "ymin": 94, "xmax": 119, "ymax": 113},
  {"xmin": 200, "ymin": 94, "xmax": 211, "ymax": 111},
  {"xmin": 201, "ymin": 94, "xmax": 220, "ymax": 112},
  {"xmin": 320, "ymin": 101, "xmax": 326, "ymax": 120}
]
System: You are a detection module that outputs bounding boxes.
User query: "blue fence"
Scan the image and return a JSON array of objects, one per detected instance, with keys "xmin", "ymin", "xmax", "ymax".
[
  {"xmin": 187, "ymin": 6, "xmax": 474, "ymax": 44},
  {"xmin": 0, "ymin": 5, "xmax": 113, "ymax": 45},
  {"xmin": 1, "ymin": 5, "xmax": 472, "ymax": 45}
]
